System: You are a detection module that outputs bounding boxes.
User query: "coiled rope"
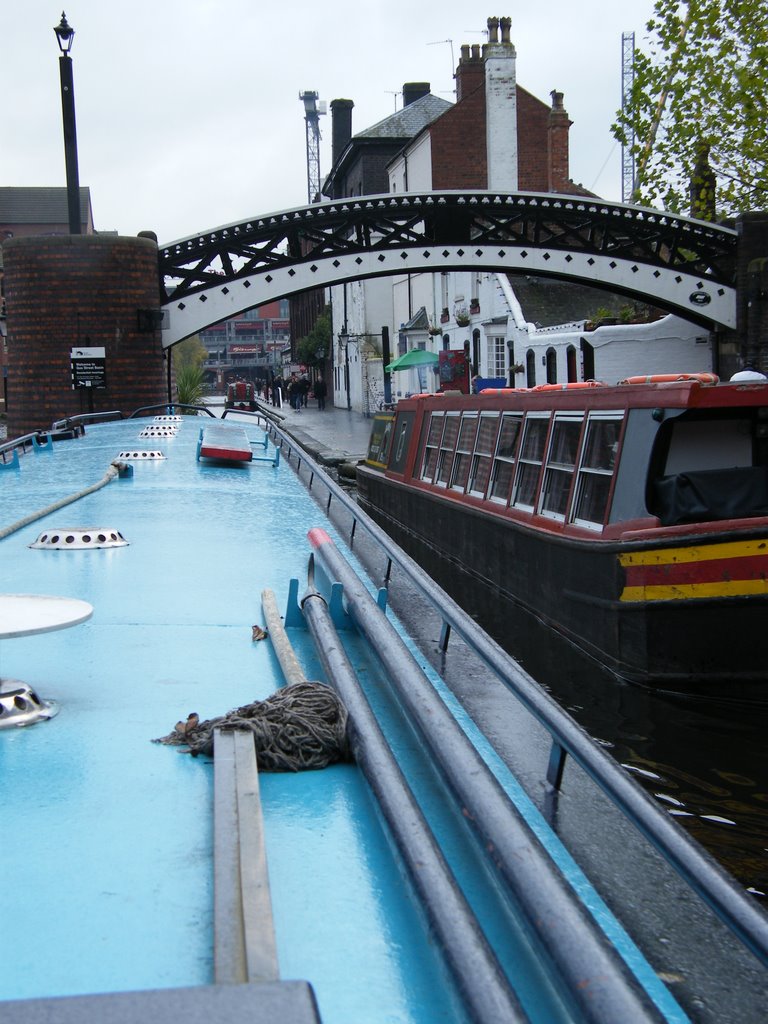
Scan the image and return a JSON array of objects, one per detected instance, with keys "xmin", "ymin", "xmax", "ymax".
[
  {"xmin": 153, "ymin": 588, "xmax": 350, "ymax": 771},
  {"xmin": 153, "ymin": 680, "xmax": 350, "ymax": 769}
]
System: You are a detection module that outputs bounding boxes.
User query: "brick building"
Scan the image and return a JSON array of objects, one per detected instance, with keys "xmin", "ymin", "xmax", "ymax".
[
  {"xmin": 0, "ymin": 187, "xmax": 96, "ymax": 415},
  {"xmin": 321, "ymin": 15, "xmax": 603, "ymax": 412}
]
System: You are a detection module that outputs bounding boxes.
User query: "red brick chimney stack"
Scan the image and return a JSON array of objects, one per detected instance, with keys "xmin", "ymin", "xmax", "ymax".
[
  {"xmin": 548, "ymin": 90, "xmax": 572, "ymax": 193},
  {"xmin": 455, "ymin": 42, "xmax": 484, "ymax": 102}
]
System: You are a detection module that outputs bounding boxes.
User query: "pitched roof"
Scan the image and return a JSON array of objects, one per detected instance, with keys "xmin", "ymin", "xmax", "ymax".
[
  {"xmin": 0, "ymin": 186, "xmax": 92, "ymax": 225},
  {"xmin": 356, "ymin": 94, "xmax": 453, "ymax": 141}
]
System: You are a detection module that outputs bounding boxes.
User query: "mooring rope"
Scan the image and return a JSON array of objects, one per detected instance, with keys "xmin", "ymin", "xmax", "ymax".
[
  {"xmin": 154, "ymin": 680, "xmax": 350, "ymax": 769},
  {"xmin": 0, "ymin": 461, "xmax": 127, "ymax": 542},
  {"xmin": 153, "ymin": 589, "xmax": 350, "ymax": 771}
]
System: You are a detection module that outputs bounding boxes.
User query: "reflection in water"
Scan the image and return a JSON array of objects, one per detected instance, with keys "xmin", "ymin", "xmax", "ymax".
[{"xmin": 490, "ymin": 602, "xmax": 768, "ymax": 902}]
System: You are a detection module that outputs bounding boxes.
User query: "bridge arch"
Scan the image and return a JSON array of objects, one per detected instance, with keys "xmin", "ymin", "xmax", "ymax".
[{"xmin": 159, "ymin": 191, "xmax": 738, "ymax": 347}]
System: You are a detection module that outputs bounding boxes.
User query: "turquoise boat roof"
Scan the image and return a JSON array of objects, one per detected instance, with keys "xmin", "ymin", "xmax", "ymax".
[{"xmin": 1, "ymin": 410, "xmax": 766, "ymax": 1024}]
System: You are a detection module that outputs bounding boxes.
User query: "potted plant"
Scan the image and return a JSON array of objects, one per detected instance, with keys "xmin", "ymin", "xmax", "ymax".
[
  {"xmin": 510, "ymin": 362, "xmax": 524, "ymax": 375},
  {"xmin": 455, "ymin": 308, "xmax": 471, "ymax": 327},
  {"xmin": 469, "ymin": 298, "xmax": 480, "ymax": 314},
  {"xmin": 428, "ymin": 320, "xmax": 442, "ymax": 336},
  {"xmin": 440, "ymin": 307, "xmax": 450, "ymax": 324}
]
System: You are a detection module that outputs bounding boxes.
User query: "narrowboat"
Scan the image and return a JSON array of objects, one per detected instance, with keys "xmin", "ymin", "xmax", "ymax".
[
  {"xmin": 358, "ymin": 374, "xmax": 768, "ymax": 700},
  {"xmin": 226, "ymin": 379, "xmax": 258, "ymax": 410},
  {"xmin": 2, "ymin": 404, "xmax": 768, "ymax": 1024}
]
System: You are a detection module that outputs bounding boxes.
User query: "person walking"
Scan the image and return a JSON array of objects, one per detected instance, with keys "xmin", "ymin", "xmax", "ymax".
[{"xmin": 314, "ymin": 375, "xmax": 327, "ymax": 410}]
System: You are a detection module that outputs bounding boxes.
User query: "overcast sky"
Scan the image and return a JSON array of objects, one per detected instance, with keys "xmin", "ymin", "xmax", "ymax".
[{"xmin": 4, "ymin": 1, "xmax": 655, "ymax": 245}]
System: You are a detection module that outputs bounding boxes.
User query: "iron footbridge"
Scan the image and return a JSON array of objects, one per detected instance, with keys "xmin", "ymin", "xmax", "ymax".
[{"xmin": 159, "ymin": 191, "xmax": 738, "ymax": 346}]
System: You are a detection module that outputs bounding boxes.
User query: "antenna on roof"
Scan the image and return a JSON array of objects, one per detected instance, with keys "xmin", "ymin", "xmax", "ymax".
[
  {"xmin": 385, "ymin": 90, "xmax": 401, "ymax": 112},
  {"xmin": 427, "ymin": 39, "xmax": 455, "ymax": 97}
]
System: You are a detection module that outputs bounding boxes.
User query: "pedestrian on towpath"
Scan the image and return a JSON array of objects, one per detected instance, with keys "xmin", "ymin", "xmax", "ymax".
[{"xmin": 314, "ymin": 375, "xmax": 327, "ymax": 410}]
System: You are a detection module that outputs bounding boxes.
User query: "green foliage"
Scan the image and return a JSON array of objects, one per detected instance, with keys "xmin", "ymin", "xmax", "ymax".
[
  {"xmin": 612, "ymin": 0, "xmax": 768, "ymax": 216},
  {"xmin": 173, "ymin": 335, "xmax": 207, "ymax": 370},
  {"xmin": 296, "ymin": 306, "xmax": 332, "ymax": 365},
  {"xmin": 175, "ymin": 363, "xmax": 206, "ymax": 411}
]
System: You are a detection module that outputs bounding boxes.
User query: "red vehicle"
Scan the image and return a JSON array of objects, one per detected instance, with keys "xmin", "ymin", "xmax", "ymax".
[{"xmin": 225, "ymin": 380, "xmax": 257, "ymax": 410}]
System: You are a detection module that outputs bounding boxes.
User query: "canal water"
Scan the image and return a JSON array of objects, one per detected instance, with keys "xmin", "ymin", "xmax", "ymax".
[
  {"xmin": 523, "ymin": 630, "xmax": 767, "ymax": 899},
  {"xmin": 454, "ymin": 589, "xmax": 768, "ymax": 904}
]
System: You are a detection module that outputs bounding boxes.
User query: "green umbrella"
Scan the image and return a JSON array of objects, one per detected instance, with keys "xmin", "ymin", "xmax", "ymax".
[{"xmin": 385, "ymin": 349, "xmax": 439, "ymax": 372}]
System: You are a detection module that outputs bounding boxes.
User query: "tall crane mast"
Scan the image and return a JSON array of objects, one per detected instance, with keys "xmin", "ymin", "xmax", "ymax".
[
  {"xmin": 621, "ymin": 31, "xmax": 636, "ymax": 203},
  {"xmin": 299, "ymin": 90, "xmax": 326, "ymax": 204}
]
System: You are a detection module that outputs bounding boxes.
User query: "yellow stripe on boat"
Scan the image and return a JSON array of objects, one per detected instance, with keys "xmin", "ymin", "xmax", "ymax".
[
  {"xmin": 621, "ymin": 578, "xmax": 768, "ymax": 603},
  {"xmin": 619, "ymin": 539, "xmax": 768, "ymax": 568}
]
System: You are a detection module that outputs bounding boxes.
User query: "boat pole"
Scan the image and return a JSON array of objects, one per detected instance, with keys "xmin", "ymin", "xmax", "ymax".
[
  {"xmin": 300, "ymin": 585, "xmax": 528, "ymax": 1024},
  {"xmin": 307, "ymin": 528, "xmax": 668, "ymax": 1024}
]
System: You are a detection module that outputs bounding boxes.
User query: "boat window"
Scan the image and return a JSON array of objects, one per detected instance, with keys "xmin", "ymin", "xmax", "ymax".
[
  {"xmin": 571, "ymin": 415, "xmax": 623, "ymax": 529},
  {"xmin": 450, "ymin": 415, "xmax": 479, "ymax": 491},
  {"xmin": 648, "ymin": 410, "xmax": 768, "ymax": 525},
  {"xmin": 436, "ymin": 414, "xmax": 461, "ymax": 488},
  {"xmin": 489, "ymin": 414, "xmax": 523, "ymax": 503},
  {"xmin": 420, "ymin": 412, "xmax": 445, "ymax": 482},
  {"xmin": 512, "ymin": 416, "xmax": 550, "ymax": 509},
  {"xmin": 468, "ymin": 413, "xmax": 500, "ymax": 496},
  {"xmin": 540, "ymin": 416, "xmax": 583, "ymax": 520}
]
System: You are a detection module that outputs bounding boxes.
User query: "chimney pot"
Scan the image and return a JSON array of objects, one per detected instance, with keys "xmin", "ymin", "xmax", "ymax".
[
  {"xmin": 402, "ymin": 82, "xmax": 430, "ymax": 106},
  {"xmin": 500, "ymin": 17, "xmax": 512, "ymax": 44},
  {"xmin": 487, "ymin": 16, "xmax": 499, "ymax": 43}
]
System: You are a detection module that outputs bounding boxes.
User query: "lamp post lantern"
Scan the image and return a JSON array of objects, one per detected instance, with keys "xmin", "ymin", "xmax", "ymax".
[{"xmin": 54, "ymin": 12, "xmax": 81, "ymax": 234}]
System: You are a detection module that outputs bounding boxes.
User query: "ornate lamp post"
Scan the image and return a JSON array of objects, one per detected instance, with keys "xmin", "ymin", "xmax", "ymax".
[
  {"xmin": 53, "ymin": 12, "xmax": 81, "ymax": 234},
  {"xmin": 337, "ymin": 330, "xmax": 352, "ymax": 411}
]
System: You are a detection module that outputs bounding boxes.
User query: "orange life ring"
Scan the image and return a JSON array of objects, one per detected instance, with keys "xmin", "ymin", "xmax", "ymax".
[
  {"xmin": 619, "ymin": 372, "xmax": 719, "ymax": 385},
  {"xmin": 531, "ymin": 381, "xmax": 606, "ymax": 392},
  {"xmin": 478, "ymin": 387, "xmax": 530, "ymax": 395}
]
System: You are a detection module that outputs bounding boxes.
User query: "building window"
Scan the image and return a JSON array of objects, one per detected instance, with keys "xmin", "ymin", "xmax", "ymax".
[
  {"xmin": 468, "ymin": 413, "xmax": 500, "ymax": 497},
  {"xmin": 567, "ymin": 345, "xmax": 578, "ymax": 382},
  {"xmin": 472, "ymin": 329, "xmax": 481, "ymax": 375},
  {"xmin": 526, "ymin": 349, "xmax": 536, "ymax": 388},
  {"xmin": 546, "ymin": 347, "xmax": 557, "ymax": 384},
  {"xmin": 512, "ymin": 415, "xmax": 549, "ymax": 509},
  {"xmin": 539, "ymin": 416, "xmax": 583, "ymax": 520},
  {"xmin": 488, "ymin": 337, "xmax": 506, "ymax": 377},
  {"xmin": 441, "ymin": 273, "xmax": 449, "ymax": 311},
  {"xmin": 571, "ymin": 415, "xmax": 623, "ymax": 529}
]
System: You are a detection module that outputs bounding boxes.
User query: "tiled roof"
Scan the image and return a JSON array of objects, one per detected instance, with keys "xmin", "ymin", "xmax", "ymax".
[
  {"xmin": 402, "ymin": 306, "xmax": 430, "ymax": 331},
  {"xmin": 0, "ymin": 187, "xmax": 92, "ymax": 224},
  {"xmin": 356, "ymin": 94, "xmax": 453, "ymax": 141}
]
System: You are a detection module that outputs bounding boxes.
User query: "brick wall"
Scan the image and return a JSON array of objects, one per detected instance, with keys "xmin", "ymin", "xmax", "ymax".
[
  {"xmin": 430, "ymin": 69, "xmax": 567, "ymax": 193},
  {"xmin": 431, "ymin": 53, "xmax": 487, "ymax": 190},
  {"xmin": 3, "ymin": 234, "xmax": 167, "ymax": 438},
  {"xmin": 516, "ymin": 87, "xmax": 550, "ymax": 190}
]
